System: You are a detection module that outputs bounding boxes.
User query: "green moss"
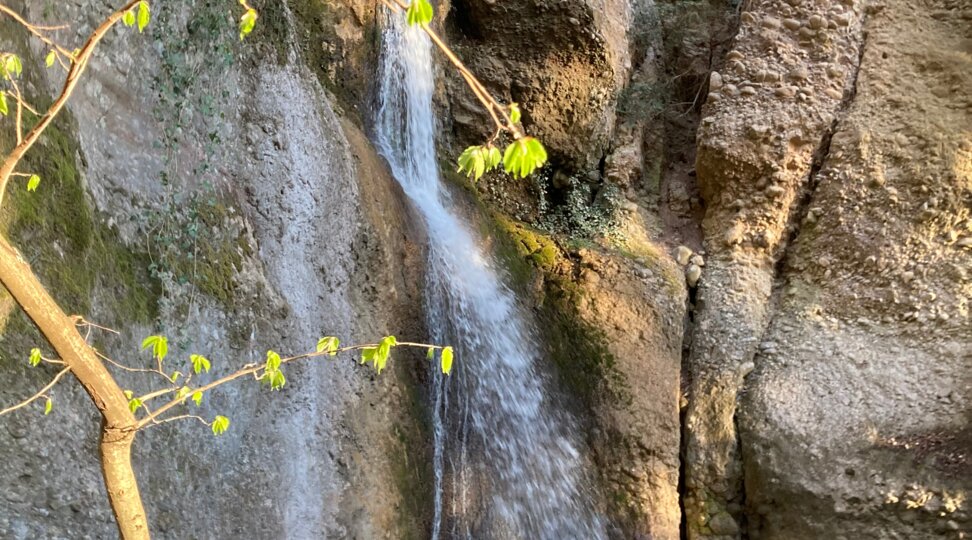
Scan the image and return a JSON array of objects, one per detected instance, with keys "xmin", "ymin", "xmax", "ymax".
[
  {"xmin": 153, "ymin": 199, "xmax": 248, "ymax": 307},
  {"xmin": 489, "ymin": 215, "xmax": 626, "ymax": 412},
  {"xmin": 0, "ymin": 116, "xmax": 160, "ymax": 362}
]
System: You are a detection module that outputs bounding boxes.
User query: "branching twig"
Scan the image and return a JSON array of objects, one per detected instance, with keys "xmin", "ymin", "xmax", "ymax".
[
  {"xmin": 0, "ymin": 366, "xmax": 71, "ymax": 416},
  {"xmin": 137, "ymin": 342, "xmax": 442, "ymax": 429}
]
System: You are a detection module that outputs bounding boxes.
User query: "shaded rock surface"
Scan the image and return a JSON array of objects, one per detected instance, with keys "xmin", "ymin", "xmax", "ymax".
[{"xmin": 0, "ymin": 1, "xmax": 430, "ymax": 538}]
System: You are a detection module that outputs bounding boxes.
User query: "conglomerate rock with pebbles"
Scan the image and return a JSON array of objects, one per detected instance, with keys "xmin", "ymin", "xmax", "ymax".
[{"xmin": 681, "ymin": 0, "xmax": 868, "ymax": 537}]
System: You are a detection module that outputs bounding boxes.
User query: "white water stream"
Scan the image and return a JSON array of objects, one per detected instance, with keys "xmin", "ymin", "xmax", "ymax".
[{"xmin": 375, "ymin": 15, "xmax": 606, "ymax": 540}]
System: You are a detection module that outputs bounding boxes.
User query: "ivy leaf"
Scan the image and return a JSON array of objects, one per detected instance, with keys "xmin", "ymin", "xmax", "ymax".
[
  {"xmin": 265, "ymin": 350, "xmax": 281, "ymax": 372},
  {"xmin": 440, "ymin": 346, "xmax": 454, "ymax": 375},
  {"xmin": 239, "ymin": 9, "xmax": 258, "ymax": 40},
  {"xmin": 211, "ymin": 415, "xmax": 230, "ymax": 436},
  {"xmin": 45, "ymin": 51, "xmax": 56, "ymax": 68},
  {"xmin": 140, "ymin": 335, "xmax": 168, "ymax": 363},
  {"xmin": 316, "ymin": 336, "xmax": 340, "ymax": 356},
  {"xmin": 27, "ymin": 175, "xmax": 40, "ymax": 192},
  {"xmin": 406, "ymin": 0, "xmax": 434, "ymax": 26},
  {"xmin": 128, "ymin": 396, "xmax": 143, "ymax": 413},
  {"xmin": 191, "ymin": 390, "xmax": 203, "ymax": 406},
  {"xmin": 28, "ymin": 348, "xmax": 42, "ymax": 367},
  {"xmin": 123, "ymin": 9, "xmax": 135, "ymax": 27},
  {"xmin": 190, "ymin": 354, "xmax": 211, "ymax": 374},
  {"xmin": 44, "ymin": 397, "xmax": 52, "ymax": 415},
  {"xmin": 0, "ymin": 91, "xmax": 7, "ymax": 116},
  {"xmin": 136, "ymin": 1, "xmax": 150, "ymax": 32},
  {"xmin": 503, "ymin": 137, "xmax": 548, "ymax": 178},
  {"xmin": 509, "ymin": 103, "xmax": 521, "ymax": 124}
]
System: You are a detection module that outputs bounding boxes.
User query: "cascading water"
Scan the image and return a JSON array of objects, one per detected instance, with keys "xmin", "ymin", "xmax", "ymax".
[{"xmin": 375, "ymin": 14, "xmax": 606, "ymax": 540}]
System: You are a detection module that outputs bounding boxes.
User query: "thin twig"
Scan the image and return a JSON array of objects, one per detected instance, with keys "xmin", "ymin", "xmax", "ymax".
[
  {"xmin": 0, "ymin": 366, "xmax": 71, "ymax": 416},
  {"xmin": 137, "ymin": 342, "xmax": 442, "ymax": 428}
]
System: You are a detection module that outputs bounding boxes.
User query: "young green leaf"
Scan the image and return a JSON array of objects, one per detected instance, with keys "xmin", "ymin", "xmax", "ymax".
[
  {"xmin": 27, "ymin": 175, "xmax": 40, "ymax": 192},
  {"xmin": 128, "ymin": 397, "xmax": 143, "ymax": 413},
  {"xmin": 360, "ymin": 347, "xmax": 377, "ymax": 365},
  {"xmin": 503, "ymin": 137, "xmax": 548, "ymax": 178},
  {"xmin": 141, "ymin": 335, "xmax": 168, "ymax": 362},
  {"xmin": 2, "ymin": 54, "xmax": 23, "ymax": 78},
  {"xmin": 28, "ymin": 348, "xmax": 42, "ymax": 367},
  {"xmin": 509, "ymin": 103, "xmax": 521, "ymax": 124},
  {"xmin": 373, "ymin": 335, "xmax": 398, "ymax": 374},
  {"xmin": 239, "ymin": 8, "xmax": 258, "ymax": 40},
  {"xmin": 123, "ymin": 9, "xmax": 135, "ymax": 27},
  {"xmin": 176, "ymin": 386, "xmax": 191, "ymax": 400},
  {"xmin": 0, "ymin": 91, "xmax": 7, "ymax": 116},
  {"xmin": 269, "ymin": 369, "xmax": 286, "ymax": 390},
  {"xmin": 212, "ymin": 415, "xmax": 230, "ymax": 436},
  {"xmin": 191, "ymin": 390, "xmax": 203, "ymax": 406},
  {"xmin": 190, "ymin": 354, "xmax": 211, "ymax": 374},
  {"xmin": 486, "ymin": 145, "xmax": 502, "ymax": 169},
  {"xmin": 427, "ymin": 347, "xmax": 435, "ymax": 360},
  {"xmin": 45, "ymin": 50, "xmax": 56, "ymax": 68},
  {"xmin": 440, "ymin": 346, "xmax": 454, "ymax": 375},
  {"xmin": 136, "ymin": 1, "xmax": 150, "ymax": 32},
  {"xmin": 406, "ymin": 0, "xmax": 434, "ymax": 26},
  {"xmin": 170, "ymin": 370, "xmax": 182, "ymax": 383},
  {"xmin": 316, "ymin": 336, "xmax": 340, "ymax": 356},
  {"xmin": 44, "ymin": 397, "xmax": 52, "ymax": 415},
  {"xmin": 265, "ymin": 350, "xmax": 281, "ymax": 372}
]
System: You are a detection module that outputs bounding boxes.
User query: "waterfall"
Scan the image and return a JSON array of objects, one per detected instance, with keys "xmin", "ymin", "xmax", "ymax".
[{"xmin": 375, "ymin": 14, "xmax": 606, "ymax": 540}]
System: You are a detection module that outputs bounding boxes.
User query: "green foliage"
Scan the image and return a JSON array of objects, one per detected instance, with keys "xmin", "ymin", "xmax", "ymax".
[
  {"xmin": 406, "ymin": 0, "xmax": 434, "ymax": 26},
  {"xmin": 316, "ymin": 336, "xmax": 339, "ymax": 356},
  {"xmin": 43, "ymin": 397, "xmax": 52, "ymax": 415},
  {"xmin": 457, "ymin": 145, "xmax": 502, "ymax": 182},
  {"xmin": 263, "ymin": 350, "xmax": 286, "ymax": 390},
  {"xmin": 440, "ymin": 346, "xmax": 453, "ymax": 375},
  {"xmin": 44, "ymin": 51, "xmax": 55, "ymax": 68},
  {"xmin": 238, "ymin": 8, "xmax": 257, "ymax": 40},
  {"xmin": 28, "ymin": 347, "xmax": 41, "ymax": 367},
  {"xmin": 1, "ymin": 53, "xmax": 23, "ymax": 78},
  {"xmin": 123, "ymin": 9, "xmax": 135, "ymax": 28},
  {"xmin": 26, "ymin": 174, "xmax": 40, "ymax": 192},
  {"xmin": 123, "ymin": 390, "xmax": 143, "ymax": 414},
  {"xmin": 141, "ymin": 335, "xmax": 168, "ymax": 363},
  {"xmin": 191, "ymin": 390, "xmax": 203, "ymax": 406},
  {"xmin": 137, "ymin": 1, "xmax": 151, "ymax": 32},
  {"xmin": 509, "ymin": 103, "xmax": 521, "ymax": 124},
  {"xmin": 0, "ymin": 91, "xmax": 7, "ymax": 115},
  {"xmin": 190, "ymin": 354, "xmax": 211, "ymax": 374},
  {"xmin": 211, "ymin": 415, "xmax": 230, "ymax": 435},
  {"xmin": 503, "ymin": 137, "xmax": 548, "ymax": 179}
]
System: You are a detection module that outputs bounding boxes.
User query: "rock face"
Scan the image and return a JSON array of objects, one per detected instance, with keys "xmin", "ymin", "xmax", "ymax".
[
  {"xmin": 1, "ymin": 0, "xmax": 969, "ymax": 538},
  {"xmin": 683, "ymin": 0, "xmax": 868, "ymax": 536},
  {"xmin": 739, "ymin": 1, "xmax": 972, "ymax": 538},
  {"xmin": 0, "ymin": 1, "xmax": 429, "ymax": 538},
  {"xmin": 683, "ymin": 0, "xmax": 971, "ymax": 538},
  {"xmin": 441, "ymin": 0, "xmax": 631, "ymax": 176}
]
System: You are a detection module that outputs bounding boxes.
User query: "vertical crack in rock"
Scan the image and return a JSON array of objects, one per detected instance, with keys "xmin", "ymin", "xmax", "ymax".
[{"xmin": 680, "ymin": 0, "xmax": 870, "ymax": 538}]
